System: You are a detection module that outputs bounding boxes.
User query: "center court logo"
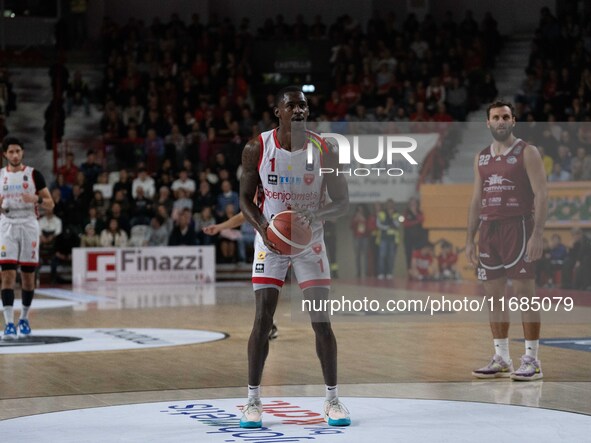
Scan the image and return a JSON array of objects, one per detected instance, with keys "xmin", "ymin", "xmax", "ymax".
[
  {"xmin": 2, "ymin": 397, "xmax": 589, "ymax": 442},
  {"xmin": 163, "ymin": 399, "xmax": 347, "ymax": 442}
]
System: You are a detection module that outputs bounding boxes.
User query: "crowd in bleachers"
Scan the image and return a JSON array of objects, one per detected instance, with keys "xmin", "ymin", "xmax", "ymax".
[
  {"xmin": 37, "ymin": 10, "xmax": 504, "ymax": 266},
  {"xmin": 2, "ymin": 8, "xmax": 590, "ymax": 284},
  {"xmin": 515, "ymin": 7, "xmax": 591, "ymax": 181}
]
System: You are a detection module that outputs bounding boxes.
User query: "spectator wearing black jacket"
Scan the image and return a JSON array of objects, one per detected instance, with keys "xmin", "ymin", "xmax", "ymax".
[{"xmin": 168, "ymin": 208, "xmax": 197, "ymax": 246}]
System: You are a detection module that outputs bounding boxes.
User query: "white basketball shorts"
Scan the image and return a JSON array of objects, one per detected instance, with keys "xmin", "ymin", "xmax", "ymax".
[
  {"xmin": 0, "ymin": 217, "xmax": 40, "ymax": 267},
  {"xmin": 252, "ymin": 231, "xmax": 331, "ymax": 291}
]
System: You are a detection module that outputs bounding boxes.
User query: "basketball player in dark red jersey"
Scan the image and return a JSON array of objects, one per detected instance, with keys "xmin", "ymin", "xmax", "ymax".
[
  {"xmin": 239, "ymin": 86, "xmax": 350, "ymax": 428},
  {"xmin": 466, "ymin": 101, "xmax": 547, "ymax": 381}
]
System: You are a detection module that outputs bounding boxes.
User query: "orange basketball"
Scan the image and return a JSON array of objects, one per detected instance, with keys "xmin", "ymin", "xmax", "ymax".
[{"xmin": 266, "ymin": 210, "xmax": 313, "ymax": 255}]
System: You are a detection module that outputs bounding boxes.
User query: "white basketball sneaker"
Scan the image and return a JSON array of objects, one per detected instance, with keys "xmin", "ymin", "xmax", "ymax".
[
  {"xmin": 240, "ymin": 398, "xmax": 263, "ymax": 428},
  {"xmin": 323, "ymin": 398, "xmax": 351, "ymax": 426}
]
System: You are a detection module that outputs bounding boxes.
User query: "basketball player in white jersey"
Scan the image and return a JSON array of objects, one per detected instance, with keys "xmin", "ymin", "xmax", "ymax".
[
  {"xmin": 239, "ymin": 86, "xmax": 350, "ymax": 428},
  {"xmin": 0, "ymin": 137, "xmax": 54, "ymax": 339}
]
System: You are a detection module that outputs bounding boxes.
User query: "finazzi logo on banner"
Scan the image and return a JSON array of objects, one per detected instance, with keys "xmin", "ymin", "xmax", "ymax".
[{"xmin": 73, "ymin": 246, "xmax": 216, "ymax": 284}]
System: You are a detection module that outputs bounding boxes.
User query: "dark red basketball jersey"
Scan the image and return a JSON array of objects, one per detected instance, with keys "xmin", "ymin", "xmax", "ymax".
[{"xmin": 477, "ymin": 138, "xmax": 534, "ymax": 221}]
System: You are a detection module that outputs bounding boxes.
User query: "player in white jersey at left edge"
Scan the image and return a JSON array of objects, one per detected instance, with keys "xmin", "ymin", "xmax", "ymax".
[{"xmin": 0, "ymin": 137, "xmax": 54, "ymax": 340}]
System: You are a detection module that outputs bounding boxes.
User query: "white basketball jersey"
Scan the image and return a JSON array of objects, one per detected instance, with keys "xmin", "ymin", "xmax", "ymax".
[
  {"xmin": 0, "ymin": 166, "xmax": 38, "ymax": 220},
  {"xmin": 257, "ymin": 128, "xmax": 326, "ymax": 234}
]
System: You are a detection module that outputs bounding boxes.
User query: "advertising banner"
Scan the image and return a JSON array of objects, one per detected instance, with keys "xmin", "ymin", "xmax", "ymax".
[{"xmin": 72, "ymin": 246, "xmax": 215, "ymax": 285}]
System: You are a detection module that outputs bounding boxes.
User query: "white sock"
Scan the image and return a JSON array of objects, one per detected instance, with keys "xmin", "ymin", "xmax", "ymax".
[
  {"xmin": 326, "ymin": 385, "xmax": 338, "ymax": 401},
  {"xmin": 525, "ymin": 340, "xmax": 539, "ymax": 359},
  {"xmin": 493, "ymin": 338, "xmax": 510, "ymax": 361},
  {"xmin": 248, "ymin": 385, "xmax": 260, "ymax": 400},
  {"xmin": 3, "ymin": 306, "xmax": 14, "ymax": 325},
  {"xmin": 20, "ymin": 305, "xmax": 30, "ymax": 320}
]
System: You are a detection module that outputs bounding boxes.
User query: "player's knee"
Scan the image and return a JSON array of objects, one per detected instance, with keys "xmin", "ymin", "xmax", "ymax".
[{"xmin": 311, "ymin": 320, "xmax": 333, "ymax": 337}]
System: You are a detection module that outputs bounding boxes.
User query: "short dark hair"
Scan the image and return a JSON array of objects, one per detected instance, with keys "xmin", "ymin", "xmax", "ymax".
[
  {"xmin": 486, "ymin": 100, "xmax": 515, "ymax": 119},
  {"xmin": 275, "ymin": 85, "xmax": 304, "ymax": 107},
  {"xmin": 2, "ymin": 136, "xmax": 24, "ymax": 152}
]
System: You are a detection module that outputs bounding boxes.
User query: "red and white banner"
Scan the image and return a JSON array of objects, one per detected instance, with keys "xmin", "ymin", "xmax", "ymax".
[{"xmin": 72, "ymin": 246, "xmax": 215, "ymax": 285}]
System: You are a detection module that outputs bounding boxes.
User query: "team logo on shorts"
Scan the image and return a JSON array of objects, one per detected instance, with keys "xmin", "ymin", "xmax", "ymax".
[
  {"xmin": 268, "ymin": 174, "xmax": 278, "ymax": 185},
  {"xmin": 257, "ymin": 251, "xmax": 266, "ymax": 261},
  {"xmin": 312, "ymin": 243, "xmax": 322, "ymax": 254},
  {"xmin": 255, "ymin": 263, "xmax": 264, "ymax": 273},
  {"xmin": 507, "ymin": 156, "xmax": 517, "ymax": 164}
]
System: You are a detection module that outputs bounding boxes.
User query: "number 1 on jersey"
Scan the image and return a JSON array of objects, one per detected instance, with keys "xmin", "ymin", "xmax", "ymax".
[
  {"xmin": 317, "ymin": 259, "xmax": 324, "ymax": 273},
  {"xmin": 270, "ymin": 157, "xmax": 275, "ymax": 172}
]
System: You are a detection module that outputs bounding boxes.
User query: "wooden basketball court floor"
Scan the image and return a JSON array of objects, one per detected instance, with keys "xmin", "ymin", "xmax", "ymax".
[{"xmin": 0, "ymin": 278, "xmax": 589, "ymax": 432}]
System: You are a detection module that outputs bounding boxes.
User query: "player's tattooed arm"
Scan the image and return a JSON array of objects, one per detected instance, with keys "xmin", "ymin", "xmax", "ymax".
[
  {"xmin": 240, "ymin": 138, "xmax": 279, "ymax": 253},
  {"xmin": 240, "ymin": 138, "xmax": 265, "ymax": 233}
]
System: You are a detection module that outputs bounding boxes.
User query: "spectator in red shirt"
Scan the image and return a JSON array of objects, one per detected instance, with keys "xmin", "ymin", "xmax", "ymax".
[
  {"xmin": 410, "ymin": 102, "xmax": 432, "ymax": 122},
  {"xmin": 409, "ymin": 242, "xmax": 439, "ymax": 280},
  {"xmin": 57, "ymin": 152, "xmax": 79, "ymax": 185},
  {"xmin": 339, "ymin": 74, "xmax": 362, "ymax": 110},
  {"xmin": 432, "ymin": 103, "xmax": 454, "ymax": 122},
  {"xmin": 324, "ymin": 91, "xmax": 348, "ymax": 120},
  {"xmin": 191, "ymin": 53, "xmax": 209, "ymax": 79},
  {"xmin": 437, "ymin": 240, "xmax": 459, "ymax": 280}
]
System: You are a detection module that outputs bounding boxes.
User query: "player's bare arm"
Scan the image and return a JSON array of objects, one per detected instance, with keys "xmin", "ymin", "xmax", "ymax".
[
  {"xmin": 22, "ymin": 187, "xmax": 54, "ymax": 211},
  {"xmin": 300, "ymin": 141, "xmax": 349, "ymax": 224},
  {"xmin": 239, "ymin": 138, "xmax": 279, "ymax": 253},
  {"xmin": 523, "ymin": 144, "xmax": 548, "ymax": 262},
  {"xmin": 465, "ymin": 153, "xmax": 482, "ymax": 268},
  {"xmin": 203, "ymin": 212, "xmax": 245, "ymax": 235}
]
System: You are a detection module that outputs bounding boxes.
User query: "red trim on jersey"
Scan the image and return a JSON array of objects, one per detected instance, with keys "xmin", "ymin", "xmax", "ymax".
[
  {"xmin": 18, "ymin": 261, "xmax": 39, "ymax": 266},
  {"xmin": 252, "ymin": 277, "xmax": 285, "ymax": 287},
  {"xmin": 258, "ymin": 184, "xmax": 265, "ymax": 214},
  {"xmin": 0, "ymin": 260, "xmax": 18, "ymax": 264},
  {"xmin": 257, "ymin": 134, "xmax": 265, "ymax": 214},
  {"xmin": 5, "ymin": 164, "xmax": 26, "ymax": 173},
  {"xmin": 272, "ymin": 128, "xmax": 286, "ymax": 150},
  {"xmin": 299, "ymin": 278, "xmax": 331, "ymax": 289},
  {"xmin": 257, "ymin": 134, "xmax": 264, "ymax": 171}
]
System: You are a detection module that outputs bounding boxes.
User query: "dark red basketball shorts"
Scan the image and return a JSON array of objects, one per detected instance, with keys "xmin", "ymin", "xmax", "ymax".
[{"xmin": 477, "ymin": 216, "xmax": 535, "ymax": 281}]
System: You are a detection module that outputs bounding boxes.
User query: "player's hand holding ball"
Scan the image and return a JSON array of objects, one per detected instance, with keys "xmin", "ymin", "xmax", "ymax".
[{"xmin": 266, "ymin": 210, "xmax": 313, "ymax": 255}]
